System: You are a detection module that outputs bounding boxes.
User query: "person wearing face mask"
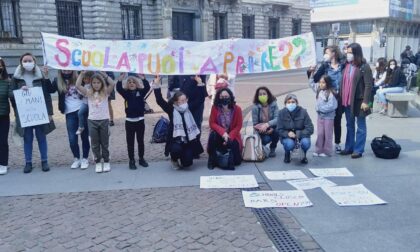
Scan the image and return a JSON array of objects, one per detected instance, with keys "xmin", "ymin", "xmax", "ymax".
[
  {"xmin": 116, "ymin": 72, "xmax": 150, "ymax": 169},
  {"xmin": 277, "ymin": 94, "xmax": 314, "ymax": 164},
  {"xmin": 251, "ymin": 87, "xmax": 279, "ymax": 157},
  {"xmin": 340, "ymin": 43, "xmax": 373, "ymax": 159},
  {"xmin": 376, "ymin": 59, "xmax": 407, "ymax": 114},
  {"xmin": 52, "ymin": 70, "xmax": 90, "ymax": 170},
  {"xmin": 9, "ymin": 53, "xmax": 55, "ymax": 173},
  {"xmin": 153, "ymin": 75, "xmax": 203, "ymax": 170},
  {"xmin": 0, "ymin": 57, "xmax": 11, "ymax": 175},
  {"xmin": 311, "ymin": 45, "xmax": 345, "ymax": 154},
  {"xmin": 207, "ymin": 88, "xmax": 243, "ymax": 169}
]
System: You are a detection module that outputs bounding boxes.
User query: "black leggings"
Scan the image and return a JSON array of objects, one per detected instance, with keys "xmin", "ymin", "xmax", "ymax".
[
  {"xmin": 0, "ymin": 116, "xmax": 9, "ymax": 166},
  {"xmin": 207, "ymin": 131, "xmax": 242, "ymax": 166},
  {"xmin": 170, "ymin": 141, "xmax": 194, "ymax": 167},
  {"xmin": 125, "ymin": 120, "xmax": 145, "ymax": 160},
  {"xmin": 334, "ymin": 98, "xmax": 343, "ymax": 145}
]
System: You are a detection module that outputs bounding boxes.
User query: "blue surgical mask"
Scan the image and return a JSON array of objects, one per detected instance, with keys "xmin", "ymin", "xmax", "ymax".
[{"xmin": 286, "ymin": 103, "xmax": 297, "ymax": 112}]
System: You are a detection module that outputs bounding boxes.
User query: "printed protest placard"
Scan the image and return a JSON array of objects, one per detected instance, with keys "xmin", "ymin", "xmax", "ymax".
[
  {"xmin": 264, "ymin": 170, "xmax": 308, "ymax": 180},
  {"xmin": 200, "ymin": 175, "xmax": 258, "ymax": 189},
  {"xmin": 13, "ymin": 87, "xmax": 49, "ymax": 128},
  {"xmin": 309, "ymin": 168, "xmax": 354, "ymax": 177},
  {"xmin": 287, "ymin": 177, "xmax": 336, "ymax": 190},
  {"xmin": 322, "ymin": 184, "xmax": 387, "ymax": 206},
  {"xmin": 42, "ymin": 32, "xmax": 316, "ymax": 75},
  {"xmin": 242, "ymin": 190, "xmax": 313, "ymax": 208}
]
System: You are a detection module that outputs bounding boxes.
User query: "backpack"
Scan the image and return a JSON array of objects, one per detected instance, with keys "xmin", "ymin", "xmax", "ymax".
[
  {"xmin": 242, "ymin": 130, "xmax": 266, "ymax": 162},
  {"xmin": 371, "ymin": 135, "xmax": 401, "ymax": 159},
  {"xmin": 151, "ymin": 116, "xmax": 169, "ymax": 143}
]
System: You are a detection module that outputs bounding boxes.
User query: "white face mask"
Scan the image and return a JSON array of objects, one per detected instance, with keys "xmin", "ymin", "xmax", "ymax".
[
  {"xmin": 174, "ymin": 103, "xmax": 188, "ymax": 113},
  {"xmin": 390, "ymin": 64, "xmax": 395, "ymax": 70},
  {"xmin": 376, "ymin": 62, "xmax": 379, "ymax": 68},
  {"xmin": 346, "ymin": 53, "xmax": 354, "ymax": 63},
  {"xmin": 22, "ymin": 62, "xmax": 35, "ymax": 71},
  {"xmin": 323, "ymin": 54, "xmax": 331, "ymax": 62}
]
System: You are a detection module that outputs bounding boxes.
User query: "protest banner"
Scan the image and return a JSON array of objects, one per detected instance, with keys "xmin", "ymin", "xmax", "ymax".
[
  {"xmin": 287, "ymin": 177, "xmax": 336, "ymax": 190},
  {"xmin": 322, "ymin": 184, "xmax": 387, "ymax": 206},
  {"xmin": 309, "ymin": 168, "xmax": 354, "ymax": 177},
  {"xmin": 41, "ymin": 32, "xmax": 316, "ymax": 76},
  {"xmin": 13, "ymin": 87, "xmax": 49, "ymax": 128},
  {"xmin": 242, "ymin": 190, "xmax": 313, "ymax": 208},
  {"xmin": 200, "ymin": 175, "xmax": 258, "ymax": 189},
  {"xmin": 264, "ymin": 170, "xmax": 308, "ymax": 180}
]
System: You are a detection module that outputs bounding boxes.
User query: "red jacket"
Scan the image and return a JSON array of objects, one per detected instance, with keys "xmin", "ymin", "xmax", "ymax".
[{"xmin": 209, "ymin": 105, "xmax": 243, "ymax": 151}]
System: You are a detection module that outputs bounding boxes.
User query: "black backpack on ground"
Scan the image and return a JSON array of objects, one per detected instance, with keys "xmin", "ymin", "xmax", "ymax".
[
  {"xmin": 371, "ymin": 135, "xmax": 401, "ymax": 159},
  {"xmin": 151, "ymin": 116, "xmax": 169, "ymax": 143}
]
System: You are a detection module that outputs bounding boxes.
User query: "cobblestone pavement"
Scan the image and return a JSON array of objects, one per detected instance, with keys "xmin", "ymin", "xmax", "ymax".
[
  {"xmin": 0, "ymin": 187, "xmax": 278, "ymax": 252},
  {"xmin": 8, "ymin": 74, "xmax": 307, "ymax": 169}
]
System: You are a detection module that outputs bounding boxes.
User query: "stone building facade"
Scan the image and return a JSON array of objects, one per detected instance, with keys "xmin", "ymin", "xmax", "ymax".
[{"xmin": 0, "ymin": 0, "xmax": 310, "ymax": 70}]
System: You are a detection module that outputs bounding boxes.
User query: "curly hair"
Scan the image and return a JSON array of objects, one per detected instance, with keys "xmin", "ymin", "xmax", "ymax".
[
  {"xmin": 213, "ymin": 88, "xmax": 236, "ymax": 109},
  {"xmin": 253, "ymin": 86, "xmax": 276, "ymax": 105}
]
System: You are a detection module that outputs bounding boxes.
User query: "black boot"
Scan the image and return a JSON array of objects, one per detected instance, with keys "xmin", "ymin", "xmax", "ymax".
[
  {"xmin": 284, "ymin": 152, "xmax": 291, "ymax": 163},
  {"xmin": 41, "ymin": 161, "xmax": 50, "ymax": 172},
  {"xmin": 129, "ymin": 160, "xmax": 137, "ymax": 170},
  {"xmin": 301, "ymin": 152, "xmax": 308, "ymax": 164},
  {"xmin": 207, "ymin": 155, "xmax": 215, "ymax": 170},
  {"xmin": 24, "ymin": 163, "xmax": 33, "ymax": 173},
  {"xmin": 138, "ymin": 159, "xmax": 149, "ymax": 168}
]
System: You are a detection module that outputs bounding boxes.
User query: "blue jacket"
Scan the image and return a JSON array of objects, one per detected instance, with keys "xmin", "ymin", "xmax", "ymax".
[
  {"xmin": 116, "ymin": 78, "xmax": 150, "ymax": 118},
  {"xmin": 251, "ymin": 101, "xmax": 279, "ymax": 127}
]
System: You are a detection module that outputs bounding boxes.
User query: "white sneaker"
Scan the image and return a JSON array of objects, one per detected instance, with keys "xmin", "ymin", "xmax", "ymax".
[
  {"xmin": 95, "ymin": 163, "xmax": 103, "ymax": 173},
  {"xmin": 312, "ymin": 153, "xmax": 320, "ymax": 157},
  {"xmin": 171, "ymin": 160, "xmax": 180, "ymax": 170},
  {"xmin": 319, "ymin": 153, "xmax": 328, "ymax": 157},
  {"xmin": 103, "ymin": 162, "xmax": 111, "ymax": 172},
  {"xmin": 75, "ymin": 128, "xmax": 84, "ymax": 135},
  {"xmin": 71, "ymin": 158, "xmax": 81, "ymax": 169},
  {"xmin": 80, "ymin": 158, "xmax": 89, "ymax": 170},
  {"xmin": 335, "ymin": 144, "xmax": 342, "ymax": 154},
  {"xmin": 0, "ymin": 165, "xmax": 8, "ymax": 175}
]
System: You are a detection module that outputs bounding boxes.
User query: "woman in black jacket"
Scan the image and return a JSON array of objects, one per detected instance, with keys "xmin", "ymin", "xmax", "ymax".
[
  {"xmin": 0, "ymin": 58, "xmax": 11, "ymax": 175},
  {"xmin": 153, "ymin": 76, "xmax": 204, "ymax": 169},
  {"xmin": 376, "ymin": 59, "xmax": 407, "ymax": 114}
]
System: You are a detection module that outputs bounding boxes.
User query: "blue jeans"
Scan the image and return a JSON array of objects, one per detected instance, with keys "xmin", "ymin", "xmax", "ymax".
[
  {"xmin": 78, "ymin": 103, "xmax": 88, "ymax": 129},
  {"xmin": 260, "ymin": 130, "xmax": 280, "ymax": 150},
  {"xmin": 376, "ymin": 87, "xmax": 404, "ymax": 104},
  {"xmin": 282, "ymin": 137, "xmax": 311, "ymax": 153},
  {"xmin": 343, "ymin": 106, "xmax": 367, "ymax": 154},
  {"xmin": 24, "ymin": 125, "xmax": 48, "ymax": 163},
  {"xmin": 66, "ymin": 111, "xmax": 90, "ymax": 159}
]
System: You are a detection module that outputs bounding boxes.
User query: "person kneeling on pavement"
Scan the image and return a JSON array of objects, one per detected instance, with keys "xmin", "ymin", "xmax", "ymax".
[
  {"xmin": 277, "ymin": 94, "xmax": 314, "ymax": 164},
  {"xmin": 252, "ymin": 87, "xmax": 279, "ymax": 157}
]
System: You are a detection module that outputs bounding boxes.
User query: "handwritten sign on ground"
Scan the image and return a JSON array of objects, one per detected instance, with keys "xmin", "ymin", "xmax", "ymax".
[
  {"xmin": 200, "ymin": 175, "xmax": 258, "ymax": 189},
  {"xmin": 242, "ymin": 190, "xmax": 313, "ymax": 208},
  {"xmin": 322, "ymin": 184, "xmax": 387, "ymax": 206},
  {"xmin": 13, "ymin": 87, "xmax": 49, "ymax": 128},
  {"xmin": 287, "ymin": 177, "xmax": 336, "ymax": 190},
  {"xmin": 309, "ymin": 168, "xmax": 354, "ymax": 177},
  {"xmin": 264, "ymin": 170, "xmax": 307, "ymax": 180},
  {"xmin": 42, "ymin": 32, "xmax": 316, "ymax": 75}
]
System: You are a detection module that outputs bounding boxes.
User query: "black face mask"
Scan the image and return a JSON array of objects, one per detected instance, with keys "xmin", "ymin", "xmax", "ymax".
[
  {"xmin": 62, "ymin": 73, "xmax": 73, "ymax": 79},
  {"xmin": 220, "ymin": 98, "xmax": 231, "ymax": 106}
]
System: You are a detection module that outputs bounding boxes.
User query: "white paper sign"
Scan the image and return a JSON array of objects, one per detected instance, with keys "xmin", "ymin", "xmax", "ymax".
[
  {"xmin": 13, "ymin": 87, "xmax": 49, "ymax": 128},
  {"xmin": 200, "ymin": 175, "xmax": 258, "ymax": 189},
  {"xmin": 264, "ymin": 170, "xmax": 308, "ymax": 180},
  {"xmin": 309, "ymin": 168, "xmax": 354, "ymax": 177},
  {"xmin": 242, "ymin": 190, "xmax": 313, "ymax": 208},
  {"xmin": 287, "ymin": 177, "xmax": 336, "ymax": 190},
  {"xmin": 322, "ymin": 184, "xmax": 387, "ymax": 206}
]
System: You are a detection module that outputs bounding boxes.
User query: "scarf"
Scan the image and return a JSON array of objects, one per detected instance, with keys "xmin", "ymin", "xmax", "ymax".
[
  {"xmin": 173, "ymin": 108, "xmax": 200, "ymax": 142},
  {"xmin": 341, "ymin": 64, "xmax": 355, "ymax": 107}
]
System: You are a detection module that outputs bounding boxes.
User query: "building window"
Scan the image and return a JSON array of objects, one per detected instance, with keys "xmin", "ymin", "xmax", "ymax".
[
  {"xmin": 355, "ymin": 21, "xmax": 372, "ymax": 34},
  {"xmin": 214, "ymin": 12, "xmax": 227, "ymax": 39},
  {"xmin": 312, "ymin": 23, "xmax": 329, "ymax": 37},
  {"xmin": 56, "ymin": 0, "xmax": 83, "ymax": 38},
  {"xmin": 292, "ymin": 18, "xmax": 302, "ymax": 35},
  {"xmin": 0, "ymin": 0, "xmax": 20, "ymax": 40},
  {"xmin": 339, "ymin": 22, "xmax": 350, "ymax": 34},
  {"xmin": 121, "ymin": 4, "xmax": 142, "ymax": 40},
  {"xmin": 269, "ymin": 18, "xmax": 279, "ymax": 39},
  {"xmin": 242, "ymin": 15, "xmax": 254, "ymax": 38},
  {"xmin": 414, "ymin": 25, "xmax": 419, "ymax": 37}
]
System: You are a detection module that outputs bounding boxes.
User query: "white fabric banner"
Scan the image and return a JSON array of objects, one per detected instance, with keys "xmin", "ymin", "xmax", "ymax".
[
  {"xmin": 309, "ymin": 168, "xmax": 354, "ymax": 177},
  {"xmin": 287, "ymin": 177, "xmax": 337, "ymax": 190},
  {"xmin": 264, "ymin": 170, "xmax": 308, "ymax": 180},
  {"xmin": 41, "ymin": 32, "xmax": 316, "ymax": 75},
  {"xmin": 322, "ymin": 184, "xmax": 387, "ymax": 206},
  {"xmin": 200, "ymin": 175, "xmax": 258, "ymax": 189},
  {"xmin": 13, "ymin": 87, "xmax": 49, "ymax": 128},
  {"xmin": 242, "ymin": 190, "xmax": 313, "ymax": 208}
]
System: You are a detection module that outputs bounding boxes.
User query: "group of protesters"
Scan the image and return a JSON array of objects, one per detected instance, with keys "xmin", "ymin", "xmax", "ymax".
[{"xmin": 0, "ymin": 42, "xmax": 385, "ymax": 175}]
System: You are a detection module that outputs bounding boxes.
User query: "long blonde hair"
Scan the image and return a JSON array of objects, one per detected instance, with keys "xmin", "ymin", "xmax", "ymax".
[
  {"xmin": 56, "ymin": 70, "xmax": 78, "ymax": 94},
  {"xmin": 88, "ymin": 74, "xmax": 107, "ymax": 99}
]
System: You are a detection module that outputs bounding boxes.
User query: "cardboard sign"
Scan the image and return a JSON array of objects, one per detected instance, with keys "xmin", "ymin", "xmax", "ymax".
[
  {"xmin": 322, "ymin": 184, "xmax": 387, "ymax": 206},
  {"xmin": 13, "ymin": 87, "xmax": 49, "ymax": 127},
  {"xmin": 242, "ymin": 190, "xmax": 313, "ymax": 208},
  {"xmin": 287, "ymin": 177, "xmax": 336, "ymax": 190},
  {"xmin": 264, "ymin": 170, "xmax": 308, "ymax": 180},
  {"xmin": 200, "ymin": 175, "xmax": 258, "ymax": 189},
  {"xmin": 309, "ymin": 168, "xmax": 354, "ymax": 177}
]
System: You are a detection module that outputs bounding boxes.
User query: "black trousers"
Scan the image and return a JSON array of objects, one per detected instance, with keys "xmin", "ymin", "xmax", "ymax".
[
  {"xmin": 207, "ymin": 131, "xmax": 242, "ymax": 166},
  {"xmin": 0, "ymin": 115, "xmax": 9, "ymax": 166},
  {"xmin": 125, "ymin": 120, "xmax": 145, "ymax": 160},
  {"xmin": 170, "ymin": 141, "xmax": 194, "ymax": 167},
  {"xmin": 334, "ymin": 97, "xmax": 344, "ymax": 145}
]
